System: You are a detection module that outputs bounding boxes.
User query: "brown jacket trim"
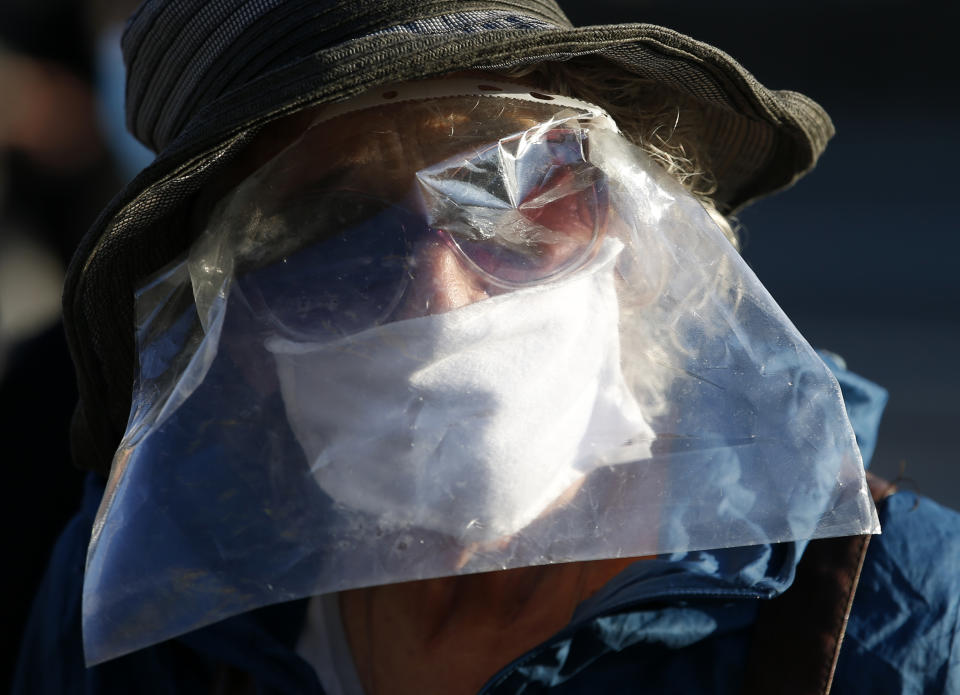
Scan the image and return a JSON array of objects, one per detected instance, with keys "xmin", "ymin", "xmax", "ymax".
[{"xmin": 742, "ymin": 474, "xmax": 892, "ymax": 695}]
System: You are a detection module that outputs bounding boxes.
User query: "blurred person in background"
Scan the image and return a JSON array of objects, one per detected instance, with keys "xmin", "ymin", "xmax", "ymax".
[
  {"xmin": 12, "ymin": 1, "xmax": 960, "ymax": 694},
  {"xmin": 0, "ymin": 0, "xmax": 138, "ymax": 687}
]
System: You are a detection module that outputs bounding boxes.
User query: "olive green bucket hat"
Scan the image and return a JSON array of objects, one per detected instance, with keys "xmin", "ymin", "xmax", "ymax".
[{"xmin": 65, "ymin": 0, "xmax": 834, "ymax": 475}]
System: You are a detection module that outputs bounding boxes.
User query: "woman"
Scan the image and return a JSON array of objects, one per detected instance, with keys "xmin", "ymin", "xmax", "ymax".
[{"xmin": 15, "ymin": 2, "xmax": 959, "ymax": 693}]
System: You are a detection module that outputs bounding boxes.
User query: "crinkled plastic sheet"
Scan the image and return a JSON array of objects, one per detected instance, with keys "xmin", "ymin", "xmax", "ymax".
[{"xmin": 82, "ymin": 95, "xmax": 879, "ymax": 665}]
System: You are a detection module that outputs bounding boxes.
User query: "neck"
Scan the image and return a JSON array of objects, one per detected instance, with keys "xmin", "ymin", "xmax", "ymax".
[{"xmin": 340, "ymin": 557, "xmax": 643, "ymax": 695}]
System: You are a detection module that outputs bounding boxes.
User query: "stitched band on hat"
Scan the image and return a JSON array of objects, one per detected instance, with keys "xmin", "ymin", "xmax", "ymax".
[
  {"xmin": 369, "ymin": 11, "xmax": 555, "ymax": 36},
  {"xmin": 123, "ymin": 1, "xmax": 563, "ymax": 153}
]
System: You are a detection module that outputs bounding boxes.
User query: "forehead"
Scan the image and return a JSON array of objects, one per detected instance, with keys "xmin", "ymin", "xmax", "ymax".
[{"xmin": 236, "ymin": 95, "xmax": 569, "ymax": 201}]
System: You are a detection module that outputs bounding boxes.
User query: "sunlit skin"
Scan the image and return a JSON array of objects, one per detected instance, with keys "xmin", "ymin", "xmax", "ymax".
[
  {"xmin": 209, "ymin": 76, "xmax": 652, "ymax": 694},
  {"xmin": 341, "ymin": 557, "xmax": 641, "ymax": 695}
]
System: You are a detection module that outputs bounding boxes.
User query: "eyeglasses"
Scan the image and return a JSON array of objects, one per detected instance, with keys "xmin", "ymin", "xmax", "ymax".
[
  {"xmin": 420, "ymin": 126, "xmax": 608, "ymax": 286},
  {"xmin": 234, "ymin": 127, "xmax": 609, "ymax": 339}
]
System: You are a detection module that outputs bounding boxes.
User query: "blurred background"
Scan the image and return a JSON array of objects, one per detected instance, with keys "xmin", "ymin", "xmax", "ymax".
[
  {"xmin": 0, "ymin": 0, "xmax": 145, "ymax": 685},
  {"xmin": 1, "ymin": 0, "xmax": 957, "ymax": 687}
]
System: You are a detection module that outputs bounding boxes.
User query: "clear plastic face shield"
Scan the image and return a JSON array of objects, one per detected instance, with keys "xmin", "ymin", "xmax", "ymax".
[{"xmin": 82, "ymin": 80, "xmax": 880, "ymax": 664}]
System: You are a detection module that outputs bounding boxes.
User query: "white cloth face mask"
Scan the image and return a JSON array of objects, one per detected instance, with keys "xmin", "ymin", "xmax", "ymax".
[{"xmin": 266, "ymin": 239, "xmax": 653, "ymax": 544}]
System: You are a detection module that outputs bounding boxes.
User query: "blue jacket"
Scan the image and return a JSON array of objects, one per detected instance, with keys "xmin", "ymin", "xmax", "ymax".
[{"xmin": 14, "ymin": 358, "xmax": 960, "ymax": 694}]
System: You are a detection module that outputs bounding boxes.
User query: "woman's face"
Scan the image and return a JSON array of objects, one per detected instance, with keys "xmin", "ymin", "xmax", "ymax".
[{"xmin": 221, "ymin": 88, "xmax": 610, "ymax": 327}]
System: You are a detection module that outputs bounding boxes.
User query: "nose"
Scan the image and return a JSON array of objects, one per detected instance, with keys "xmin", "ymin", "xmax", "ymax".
[{"xmin": 395, "ymin": 238, "xmax": 491, "ymax": 319}]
